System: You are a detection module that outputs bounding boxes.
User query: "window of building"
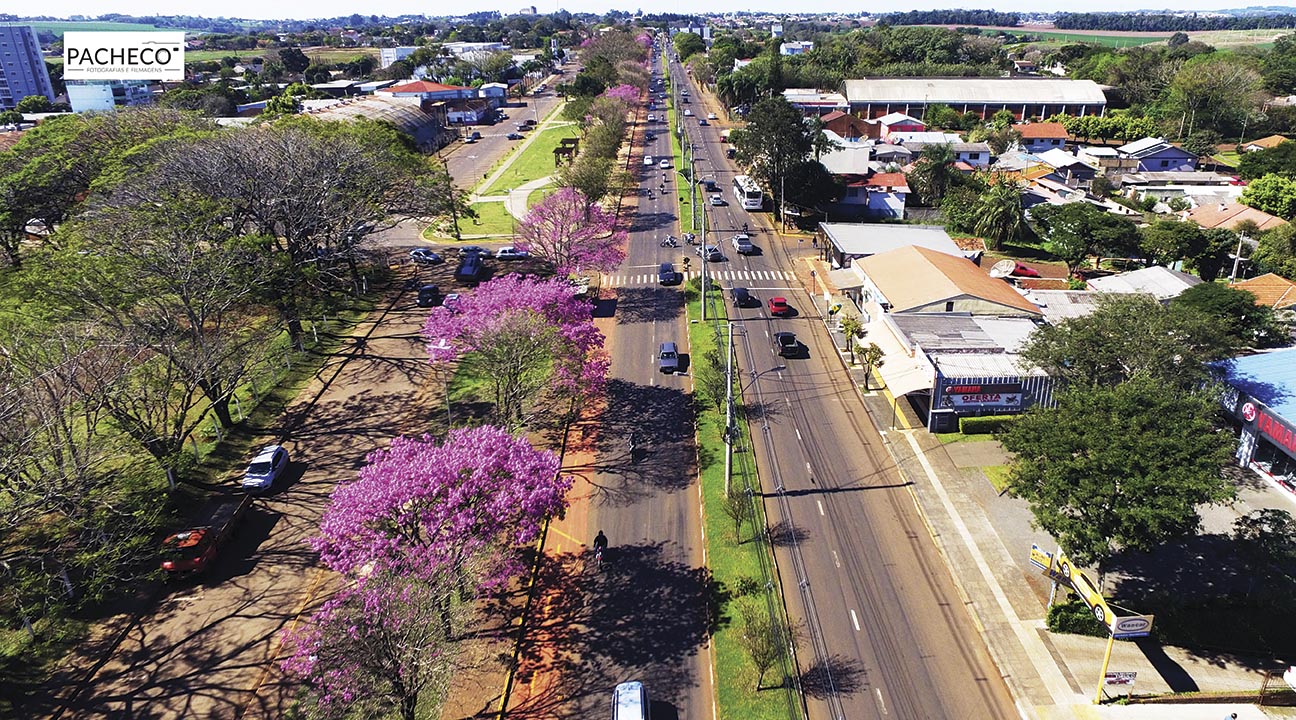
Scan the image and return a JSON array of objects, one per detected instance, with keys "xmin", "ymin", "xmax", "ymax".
[
  {"xmin": 967, "ymin": 153, "xmax": 981, "ymax": 160},
  {"xmin": 945, "ymin": 301, "xmax": 955, "ymax": 312},
  {"xmin": 1160, "ymin": 160, "xmax": 1170, "ymax": 168}
]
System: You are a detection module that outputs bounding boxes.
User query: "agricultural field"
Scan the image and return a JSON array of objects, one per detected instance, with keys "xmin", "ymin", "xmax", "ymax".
[
  {"xmin": 25, "ymin": 20, "xmax": 166, "ymax": 36},
  {"xmin": 942, "ymin": 24, "xmax": 1292, "ymax": 49},
  {"xmin": 183, "ymin": 46, "xmax": 378, "ymax": 64}
]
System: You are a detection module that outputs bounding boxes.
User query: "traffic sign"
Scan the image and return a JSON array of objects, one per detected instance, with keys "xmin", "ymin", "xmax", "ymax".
[{"xmin": 1104, "ymin": 671, "xmax": 1136, "ymax": 686}]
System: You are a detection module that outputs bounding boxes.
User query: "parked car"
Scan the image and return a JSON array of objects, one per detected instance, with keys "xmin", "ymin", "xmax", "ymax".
[
  {"xmin": 731, "ymin": 287, "xmax": 754, "ymax": 307},
  {"xmin": 1011, "ymin": 262, "xmax": 1041, "ymax": 277},
  {"xmin": 160, "ymin": 494, "xmax": 252, "ymax": 577},
  {"xmin": 495, "ymin": 246, "xmax": 530, "ymax": 260},
  {"xmin": 242, "ymin": 444, "xmax": 289, "ymax": 493},
  {"xmin": 463, "ymin": 136, "xmax": 478, "ymax": 144},
  {"xmin": 707, "ymin": 112, "xmax": 718, "ymax": 120},
  {"xmin": 683, "ymin": 109, "xmax": 693, "ymax": 116},
  {"xmin": 455, "ymin": 253, "xmax": 486, "ymax": 283},
  {"xmin": 416, "ymin": 284, "xmax": 441, "ymax": 307},
  {"xmin": 698, "ymin": 118, "xmax": 709, "ymax": 126},
  {"xmin": 695, "ymin": 244, "xmax": 723, "ymax": 262},
  {"xmin": 658, "ymin": 342, "xmax": 680, "ymax": 373},
  {"xmin": 469, "ymin": 131, "xmax": 482, "ymax": 140},
  {"xmin": 457, "ymin": 245, "xmax": 488, "ymax": 256},
  {"xmin": 506, "ymin": 132, "xmax": 524, "ymax": 140},
  {"xmin": 768, "ymin": 296, "xmax": 790, "ymax": 316},
  {"xmin": 710, "ymin": 194, "xmax": 727, "ymax": 206},
  {"xmin": 774, "ymin": 332, "xmax": 799, "ymax": 358},
  {"xmin": 409, "ymin": 248, "xmax": 443, "ymax": 265},
  {"xmin": 647, "ymin": 113, "xmax": 656, "ymax": 122}
]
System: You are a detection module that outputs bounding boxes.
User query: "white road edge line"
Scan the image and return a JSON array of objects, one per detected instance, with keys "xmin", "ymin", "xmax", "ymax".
[
  {"xmin": 817, "ymin": 500, "xmax": 825, "ymax": 516},
  {"xmin": 876, "ymin": 688, "xmax": 888, "ymax": 715},
  {"xmin": 832, "ymin": 550, "xmax": 841, "ymax": 568},
  {"xmin": 850, "ymin": 608, "xmax": 861, "ymax": 632}
]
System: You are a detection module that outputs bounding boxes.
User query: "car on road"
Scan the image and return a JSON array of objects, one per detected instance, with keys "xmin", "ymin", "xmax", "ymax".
[
  {"xmin": 731, "ymin": 234, "xmax": 754, "ymax": 255},
  {"xmin": 683, "ymin": 109, "xmax": 693, "ymax": 116},
  {"xmin": 774, "ymin": 332, "xmax": 800, "ymax": 358},
  {"xmin": 409, "ymin": 248, "xmax": 443, "ymax": 265},
  {"xmin": 495, "ymin": 246, "xmax": 529, "ymax": 260},
  {"xmin": 456, "ymin": 245, "xmax": 488, "ymax": 256},
  {"xmin": 506, "ymin": 132, "xmax": 524, "ymax": 140},
  {"xmin": 647, "ymin": 113, "xmax": 656, "ymax": 122},
  {"xmin": 242, "ymin": 444, "xmax": 289, "ymax": 493},
  {"xmin": 644, "ymin": 155, "xmax": 654, "ymax": 166},
  {"xmin": 768, "ymin": 296, "xmax": 790, "ymax": 316},
  {"xmin": 710, "ymin": 194, "xmax": 726, "ymax": 206},
  {"xmin": 645, "ymin": 131, "xmax": 656, "ymax": 142},
  {"xmin": 731, "ymin": 287, "xmax": 754, "ymax": 307},
  {"xmin": 695, "ymin": 244, "xmax": 723, "ymax": 262},
  {"xmin": 658, "ymin": 342, "xmax": 680, "ymax": 374},
  {"xmin": 463, "ymin": 136, "xmax": 478, "ymax": 144},
  {"xmin": 416, "ymin": 284, "xmax": 441, "ymax": 308},
  {"xmin": 707, "ymin": 112, "xmax": 718, "ymax": 120},
  {"xmin": 658, "ymin": 261, "xmax": 680, "ymax": 285},
  {"xmin": 498, "ymin": 112, "xmax": 510, "ymax": 120},
  {"xmin": 698, "ymin": 118, "xmax": 709, "ymax": 126},
  {"xmin": 659, "ymin": 159, "xmax": 671, "ymax": 169}
]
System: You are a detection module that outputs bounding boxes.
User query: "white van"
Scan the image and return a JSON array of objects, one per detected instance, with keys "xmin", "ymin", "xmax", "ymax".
[{"xmin": 612, "ymin": 681, "xmax": 648, "ymax": 720}]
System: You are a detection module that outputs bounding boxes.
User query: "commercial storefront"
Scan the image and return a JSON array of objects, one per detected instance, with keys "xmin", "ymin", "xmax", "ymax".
[{"xmin": 1214, "ymin": 348, "xmax": 1296, "ymax": 497}]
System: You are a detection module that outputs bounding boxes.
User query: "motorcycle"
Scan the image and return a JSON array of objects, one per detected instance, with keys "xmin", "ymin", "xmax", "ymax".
[{"xmin": 660, "ymin": 236, "xmax": 679, "ymax": 248}]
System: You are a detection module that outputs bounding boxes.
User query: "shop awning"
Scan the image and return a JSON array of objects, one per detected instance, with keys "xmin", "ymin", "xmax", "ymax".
[{"xmin": 865, "ymin": 318, "xmax": 935, "ymax": 397}]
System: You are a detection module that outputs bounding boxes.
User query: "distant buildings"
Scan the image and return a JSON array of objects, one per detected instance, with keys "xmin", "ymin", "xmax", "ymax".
[
  {"xmin": 0, "ymin": 25, "xmax": 55, "ymax": 110},
  {"xmin": 843, "ymin": 78, "xmax": 1107, "ymax": 121},
  {"xmin": 66, "ymin": 80, "xmax": 153, "ymax": 113},
  {"xmin": 780, "ymin": 41, "xmax": 814, "ymax": 56}
]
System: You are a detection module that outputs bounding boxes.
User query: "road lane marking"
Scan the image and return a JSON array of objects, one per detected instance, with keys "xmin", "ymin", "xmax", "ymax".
[
  {"xmin": 850, "ymin": 609, "xmax": 861, "ymax": 631},
  {"xmin": 549, "ymin": 525, "xmax": 582, "ymax": 547},
  {"xmin": 832, "ymin": 550, "xmax": 841, "ymax": 568},
  {"xmin": 816, "ymin": 500, "xmax": 824, "ymax": 516},
  {"xmin": 794, "ymin": 428, "xmax": 802, "ymax": 441},
  {"xmin": 876, "ymin": 688, "xmax": 889, "ymax": 715}
]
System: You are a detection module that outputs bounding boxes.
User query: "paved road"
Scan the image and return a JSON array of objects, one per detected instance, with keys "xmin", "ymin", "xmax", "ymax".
[
  {"xmin": 37, "ymin": 272, "xmax": 446, "ymax": 720},
  {"xmin": 540, "ymin": 50, "xmax": 714, "ymax": 720},
  {"xmin": 666, "ymin": 57, "xmax": 1020, "ymax": 719},
  {"xmin": 441, "ymin": 73, "xmax": 570, "ymax": 192}
]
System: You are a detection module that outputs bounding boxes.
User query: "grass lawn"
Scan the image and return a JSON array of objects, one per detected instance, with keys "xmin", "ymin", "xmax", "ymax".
[
  {"xmin": 995, "ymin": 29, "xmax": 1169, "ymax": 46},
  {"xmin": 527, "ymin": 185, "xmax": 556, "ymax": 209},
  {"xmin": 480, "ymin": 122, "xmax": 578, "ymax": 197},
  {"xmin": 452, "ymin": 200, "xmax": 517, "ymax": 238},
  {"xmin": 685, "ymin": 278, "xmax": 801, "ymax": 720},
  {"xmin": 983, "ymin": 465, "xmax": 1012, "ymax": 493}
]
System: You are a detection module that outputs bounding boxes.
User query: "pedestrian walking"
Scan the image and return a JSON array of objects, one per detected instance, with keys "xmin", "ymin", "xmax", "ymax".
[{"xmin": 812, "ymin": 236, "xmax": 819, "ymax": 248}]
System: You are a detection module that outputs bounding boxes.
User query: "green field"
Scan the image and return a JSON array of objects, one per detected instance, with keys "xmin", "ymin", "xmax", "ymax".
[
  {"xmin": 1000, "ymin": 30, "xmax": 1169, "ymax": 47},
  {"xmin": 183, "ymin": 47, "xmax": 379, "ymax": 64},
  {"xmin": 481, "ymin": 122, "xmax": 578, "ymax": 197},
  {"xmin": 25, "ymin": 20, "xmax": 166, "ymax": 36}
]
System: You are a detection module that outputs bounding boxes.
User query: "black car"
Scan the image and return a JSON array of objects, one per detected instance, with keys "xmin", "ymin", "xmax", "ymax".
[
  {"xmin": 731, "ymin": 287, "xmax": 754, "ymax": 307},
  {"xmin": 409, "ymin": 248, "xmax": 443, "ymax": 265},
  {"xmin": 658, "ymin": 261, "xmax": 681, "ymax": 285},
  {"xmin": 416, "ymin": 284, "xmax": 441, "ymax": 307},
  {"xmin": 454, "ymin": 254, "xmax": 486, "ymax": 283},
  {"xmin": 774, "ymin": 331, "xmax": 800, "ymax": 358},
  {"xmin": 506, "ymin": 132, "xmax": 524, "ymax": 140}
]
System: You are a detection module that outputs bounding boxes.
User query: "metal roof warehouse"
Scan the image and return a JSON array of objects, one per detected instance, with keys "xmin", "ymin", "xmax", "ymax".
[{"xmin": 843, "ymin": 78, "xmax": 1107, "ymax": 121}]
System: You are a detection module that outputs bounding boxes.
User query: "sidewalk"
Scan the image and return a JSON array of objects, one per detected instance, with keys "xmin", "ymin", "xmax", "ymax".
[{"xmin": 774, "ymin": 240, "xmax": 1286, "ymax": 720}]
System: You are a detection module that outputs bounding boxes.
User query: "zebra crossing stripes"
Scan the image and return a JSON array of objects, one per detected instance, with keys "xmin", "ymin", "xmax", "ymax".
[{"xmin": 607, "ymin": 269, "xmax": 795, "ymax": 287}]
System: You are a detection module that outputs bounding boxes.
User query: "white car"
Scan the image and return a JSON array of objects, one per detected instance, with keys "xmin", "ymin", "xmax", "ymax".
[
  {"xmin": 647, "ymin": 113, "xmax": 656, "ymax": 122},
  {"xmin": 707, "ymin": 112, "xmax": 718, "ymax": 120},
  {"xmin": 495, "ymin": 246, "xmax": 529, "ymax": 260},
  {"xmin": 710, "ymin": 194, "xmax": 726, "ymax": 206},
  {"xmin": 242, "ymin": 444, "xmax": 289, "ymax": 493},
  {"xmin": 683, "ymin": 109, "xmax": 693, "ymax": 117},
  {"xmin": 659, "ymin": 159, "xmax": 671, "ymax": 169},
  {"xmin": 644, "ymin": 155, "xmax": 654, "ymax": 166}
]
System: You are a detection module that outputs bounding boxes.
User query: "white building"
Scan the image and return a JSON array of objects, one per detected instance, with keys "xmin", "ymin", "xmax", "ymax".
[
  {"xmin": 66, "ymin": 80, "xmax": 153, "ymax": 113},
  {"xmin": 781, "ymin": 41, "xmax": 814, "ymax": 56},
  {"xmin": 379, "ymin": 46, "xmax": 418, "ymax": 69}
]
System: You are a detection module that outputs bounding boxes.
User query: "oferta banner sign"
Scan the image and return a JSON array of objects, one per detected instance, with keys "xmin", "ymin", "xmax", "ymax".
[{"xmin": 64, "ymin": 32, "xmax": 185, "ymax": 81}]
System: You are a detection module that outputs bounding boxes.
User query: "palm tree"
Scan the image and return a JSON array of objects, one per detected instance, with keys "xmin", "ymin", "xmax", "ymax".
[
  {"xmin": 974, "ymin": 178, "xmax": 1027, "ymax": 251},
  {"xmin": 908, "ymin": 143, "xmax": 957, "ymax": 205}
]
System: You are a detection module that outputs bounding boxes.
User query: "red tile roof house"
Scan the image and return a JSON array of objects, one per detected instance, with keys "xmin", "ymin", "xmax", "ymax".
[
  {"xmin": 377, "ymin": 80, "xmax": 477, "ymax": 102},
  {"xmin": 820, "ymin": 110, "xmax": 880, "ymax": 142},
  {"xmin": 1230, "ymin": 273, "xmax": 1296, "ymax": 310},
  {"xmin": 1017, "ymin": 121, "xmax": 1070, "ymax": 154}
]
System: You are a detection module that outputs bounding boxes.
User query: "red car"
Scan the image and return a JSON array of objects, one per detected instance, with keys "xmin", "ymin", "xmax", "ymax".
[
  {"xmin": 1011, "ymin": 262, "xmax": 1041, "ymax": 278},
  {"xmin": 768, "ymin": 296, "xmax": 790, "ymax": 316}
]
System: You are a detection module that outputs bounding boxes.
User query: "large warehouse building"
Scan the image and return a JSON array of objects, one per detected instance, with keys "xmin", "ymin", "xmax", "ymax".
[{"xmin": 843, "ymin": 78, "xmax": 1107, "ymax": 121}]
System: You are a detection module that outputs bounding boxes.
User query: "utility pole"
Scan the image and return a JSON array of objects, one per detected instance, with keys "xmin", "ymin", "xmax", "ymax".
[
  {"xmin": 723, "ymin": 321, "xmax": 735, "ymax": 497},
  {"xmin": 1229, "ymin": 232, "xmax": 1249, "ymax": 281}
]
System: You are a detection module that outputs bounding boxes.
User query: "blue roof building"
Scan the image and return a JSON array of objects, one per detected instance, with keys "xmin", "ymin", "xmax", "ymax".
[{"xmin": 1212, "ymin": 347, "xmax": 1296, "ymax": 496}]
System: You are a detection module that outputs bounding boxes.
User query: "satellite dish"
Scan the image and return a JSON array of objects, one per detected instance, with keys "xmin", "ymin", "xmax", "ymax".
[{"xmin": 989, "ymin": 259, "xmax": 1016, "ymax": 278}]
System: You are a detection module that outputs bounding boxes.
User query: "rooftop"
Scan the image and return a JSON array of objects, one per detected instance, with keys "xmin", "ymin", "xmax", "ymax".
[
  {"xmin": 383, "ymin": 80, "xmax": 472, "ymax": 94},
  {"xmin": 1187, "ymin": 201, "xmax": 1289, "ymax": 232},
  {"xmin": 888, "ymin": 313, "xmax": 1039, "ymax": 353},
  {"xmin": 1017, "ymin": 122, "xmax": 1069, "ymax": 139},
  {"xmin": 1020, "ymin": 289, "xmax": 1105, "ymax": 323},
  {"xmin": 1230, "ymin": 273, "xmax": 1296, "ymax": 309},
  {"xmin": 844, "ymin": 78, "xmax": 1107, "ymax": 105},
  {"xmin": 1086, "ymin": 266, "xmax": 1202, "ymax": 301},
  {"xmin": 1212, "ymin": 347, "xmax": 1296, "ymax": 420},
  {"xmin": 821, "ymin": 223, "xmax": 960, "ymax": 257},
  {"xmin": 858, "ymin": 245, "xmax": 1043, "ymax": 316}
]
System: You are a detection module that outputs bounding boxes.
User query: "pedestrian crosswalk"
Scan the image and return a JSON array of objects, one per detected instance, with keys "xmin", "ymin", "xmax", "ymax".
[{"xmin": 606, "ymin": 269, "xmax": 796, "ymax": 287}]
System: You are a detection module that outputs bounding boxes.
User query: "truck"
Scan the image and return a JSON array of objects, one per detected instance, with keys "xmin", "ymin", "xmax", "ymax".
[{"xmin": 160, "ymin": 493, "xmax": 252, "ymax": 577}]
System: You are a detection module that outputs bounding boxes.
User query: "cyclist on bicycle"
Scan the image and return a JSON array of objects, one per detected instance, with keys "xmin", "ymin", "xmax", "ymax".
[{"xmin": 593, "ymin": 530, "xmax": 609, "ymax": 568}]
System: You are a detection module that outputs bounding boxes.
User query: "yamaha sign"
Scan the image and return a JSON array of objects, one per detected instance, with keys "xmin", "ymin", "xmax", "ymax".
[{"xmin": 64, "ymin": 32, "xmax": 185, "ymax": 81}]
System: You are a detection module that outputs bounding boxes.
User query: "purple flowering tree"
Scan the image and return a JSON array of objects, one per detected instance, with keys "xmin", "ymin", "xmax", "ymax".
[
  {"xmin": 312, "ymin": 426, "xmax": 570, "ymax": 587},
  {"xmin": 280, "ymin": 570, "xmax": 462, "ymax": 720},
  {"xmin": 516, "ymin": 187, "xmax": 626, "ymax": 276},
  {"xmin": 422, "ymin": 274, "xmax": 609, "ymax": 426},
  {"xmin": 602, "ymin": 83, "xmax": 641, "ymax": 106}
]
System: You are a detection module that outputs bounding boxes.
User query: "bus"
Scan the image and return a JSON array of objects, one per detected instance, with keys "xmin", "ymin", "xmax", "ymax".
[{"xmin": 732, "ymin": 175, "xmax": 763, "ymax": 210}]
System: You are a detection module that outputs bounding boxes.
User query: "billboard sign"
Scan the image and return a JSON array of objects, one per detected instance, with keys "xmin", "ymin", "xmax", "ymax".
[
  {"xmin": 1029, "ymin": 544, "xmax": 1053, "ymax": 572},
  {"xmin": 939, "ymin": 382, "xmax": 1024, "ymax": 410},
  {"xmin": 1050, "ymin": 551, "xmax": 1116, "ymax": 630},
  {"xmin": 1111, "ymin": 614, "xmax": 1154, "ymax": 639},
  {"xmin": 64, "ymin": 32, "xmax": 186, "ymax": 81}
]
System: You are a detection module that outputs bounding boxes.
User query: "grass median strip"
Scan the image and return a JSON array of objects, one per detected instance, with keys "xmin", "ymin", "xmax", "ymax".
[
  {"xmin": 481, "ymin": 121, "xmax": 577, "ymax": 197},
  {"xmin": 684, "ymin": 279, "xmax": 802, "ymax": 720}
]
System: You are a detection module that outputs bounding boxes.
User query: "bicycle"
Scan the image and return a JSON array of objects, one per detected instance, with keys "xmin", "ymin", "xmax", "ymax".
[{"xmin": 594, "ymin": 545, "xmax": 605, "ymax": 571}]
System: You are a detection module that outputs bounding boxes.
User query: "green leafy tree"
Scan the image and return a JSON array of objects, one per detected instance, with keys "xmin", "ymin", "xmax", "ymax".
[
  {"xmin": 1236, "ymin": 140, "xmax": 1296, "ymax": 180},
  {"xmin": 1192, "ymin": 227, "xmax": 1241, "ymax": 282},
  {"xmin": 0, "ymin": 109, "xmax": 21, "ymax": 125},
  {"xmin": 907, "ymin": 142, "xmax": 957, "ymax": 205},
  {"xmin": 1240, "ymin": 173, "xmax": 1296, "ymax": 219},
  {"xmin": 278, "ymin": 47, "xmax": 310, "ymax": 74},
  {"xmin": 939, "ymin": 184, "xmax": 984, "ymax": 234},
  {"xmin": 720, "ymin": 488, "xmax": 753, "ymax": 542},
  {"xmin": 781, "ymin": 159, "xmax": 842, "ymax": 214},
  {"xmin": 859, "ymin": 342, "xmax": 885, "ymax": 391},
  {"xmin": 15, "ymin": 95, "xmax": 55, "ymax": 113},
  {"xmin": 673, "ymin": 32, "xmax": 705, "ymax": 61},
  {"xmin": 990, "ymin": 108, "xmax": 1016, "ymax": 130},
  {"xmin": 729, "ymin": 96, "xmax": 826, "ymax": 219},
  {"xmin": 1232, "ymin": 508, "xmax": 1296, "ymax": 601},
  {"xmin": 1169, "ymin": 53, "xmax": 1264, "ymax": 137},
  {"xmin": 1021, "ymin": 293, "xmax": 1237, "ymax": 391},
  {"xmin": 1182, "ymin": 129, "xmax": 1221, "ymax": 158},
  {"xmin": 1138, "ymin": 218, "xmax": 1207, "ymax": 266},
  {"xmin": 839, "ymin": 314, "xmax": 864, "ymax": 363},
  {"xmin": 1029, "ymin": 202, "xmax": 1140, "ymax": 275},
  {"xmin": 1252, "ymin": 222, "xmax": 1296, "ymax": 278},
  {"xmin": 1171, "ymin": 282, "xmax": 1285, "ymax": 347},
  {"xmin": 973, "ymin": 178, "xmax": 1026, "ymax": 250},
  {"xmin": 1001, "ymin": 377, "xmax": 1234, "ymax": 573}
]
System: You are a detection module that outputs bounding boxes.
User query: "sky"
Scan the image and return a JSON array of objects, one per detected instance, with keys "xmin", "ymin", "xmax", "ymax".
[{"xmin": 19, "ymin": 0, "xmax": 1287, "ymax": 21}]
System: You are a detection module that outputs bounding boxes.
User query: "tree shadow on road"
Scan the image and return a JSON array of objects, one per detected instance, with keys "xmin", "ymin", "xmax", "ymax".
[
  {"xmin": 571, "ymin": 379, "xmax": 696, "ymax": 502},
  {"xmin": 613, "ymin": 286, "xmax": 685, "ymax": 325},
  {"xmin": 800, "ymin": 654, "xmax": 865, "ymax": 699}
]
